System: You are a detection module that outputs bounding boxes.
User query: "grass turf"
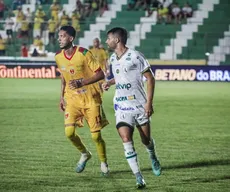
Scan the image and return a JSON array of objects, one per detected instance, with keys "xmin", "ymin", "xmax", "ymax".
[{"xmin": 0, "ymin": 79, "xmax": 230, "ymax": 192}]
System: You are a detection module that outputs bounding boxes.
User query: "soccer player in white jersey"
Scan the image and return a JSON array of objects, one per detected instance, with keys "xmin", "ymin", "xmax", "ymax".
[{"xmin": 102, "ymin": 27, "xmax": 161, "ymax": 189}]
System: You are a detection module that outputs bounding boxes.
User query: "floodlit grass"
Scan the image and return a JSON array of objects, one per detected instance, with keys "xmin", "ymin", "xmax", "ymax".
[{"xmin": 0, "ymin": 79, "xmax": 229, "ymax": 192}]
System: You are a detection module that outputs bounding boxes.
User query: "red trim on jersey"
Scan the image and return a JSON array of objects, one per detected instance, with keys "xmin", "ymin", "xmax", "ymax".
[
  {"xmin": 78, "ymin": 47, "xmax": 86, "ymax": 53},
  {"xmin": 94, "ymin": 67, "xmax": 102, "ymax": 73},
  {"xmin": 64, "ymin": 46, "xmax": 77, "ymax": 60},
  {"xmin": 55, "ymin": 50, "xmax": 62, "ymax": 55}
]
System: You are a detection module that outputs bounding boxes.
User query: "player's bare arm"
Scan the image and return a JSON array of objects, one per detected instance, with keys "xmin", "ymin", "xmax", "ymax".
[
  {"xmin": 69, "ymin": 69, "xmax": 105, "ymax": 89},
  {"xmin": 60, "ymin": 75, "xmax": 66, "ymax": 112},
  {"xmin": 102, "ymin": 78, "xmax": 115, "ymax": 91},
  {"xmin": 143, "ymin": 69, "xmax": 155, "ymax": 117}
]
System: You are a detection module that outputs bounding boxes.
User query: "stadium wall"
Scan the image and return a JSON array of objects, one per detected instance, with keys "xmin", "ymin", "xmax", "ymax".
[{"xmin": 0, "ymin": 58, "xmax": 230, "ymax": 82}]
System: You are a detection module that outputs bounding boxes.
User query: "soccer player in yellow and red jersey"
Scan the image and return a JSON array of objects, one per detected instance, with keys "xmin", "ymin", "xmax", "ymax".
[
  {"xmin": 89, "ymin": 38, "xmax": 110, "ymax": 93},
  {"xmin": 55, "ymin": 25, "xmax": 109, "ymax": 175}
]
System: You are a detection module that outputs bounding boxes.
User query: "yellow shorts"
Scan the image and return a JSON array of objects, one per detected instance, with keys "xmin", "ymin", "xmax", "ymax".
[{"xmin": 64, "ymin": 99, "xmax": 109, "ymax": 132}]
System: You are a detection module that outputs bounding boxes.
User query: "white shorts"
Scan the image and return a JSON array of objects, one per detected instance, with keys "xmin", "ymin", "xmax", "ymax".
[{"xmin": 115, "ymin": 111, "xmax": 150, "ymax": 128}]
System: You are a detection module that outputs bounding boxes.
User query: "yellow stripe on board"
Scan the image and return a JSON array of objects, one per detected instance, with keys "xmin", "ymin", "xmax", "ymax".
[{"xmin": 149, "ymin": 60, "xmax": 206, "ymax": 65}]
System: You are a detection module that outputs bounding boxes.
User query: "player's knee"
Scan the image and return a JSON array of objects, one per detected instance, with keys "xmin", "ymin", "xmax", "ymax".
[
  {"xmin": 65, "ymin": 126, "xmax": 75, "ymax": 139},
  {"xmin": 121, "ymin": 137, "xmax": 132, "ymax": 143},
  {"xmin": 91, "ymin": 131, "xmax": 103, "ymax": 143}
]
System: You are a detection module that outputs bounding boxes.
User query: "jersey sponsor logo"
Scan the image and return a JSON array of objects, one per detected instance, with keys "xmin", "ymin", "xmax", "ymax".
[
  {"xmin": 126, "ymin": 57, "xmax": 131, "ymax": 61},
  {"xmin": 115, "ymin": 95, "xmax": 136, "ymax": 102},
  {"xmin": 61, "ymin": 66, "xmax": 66, "ymax": 71},
  {"xmin": 114, "ymin": 104, "xmax": 135, "ymax": 111},
  {"xmin": 130, "ymin": 64, "xmax": 137, "ymax": 70},
  {"xmin": 75, "ymin": 89, "xmax": 87, "ymax": 94},
  {"xmin": 116, "ymin": 83, "xmax": 131, "ymax": 90}
]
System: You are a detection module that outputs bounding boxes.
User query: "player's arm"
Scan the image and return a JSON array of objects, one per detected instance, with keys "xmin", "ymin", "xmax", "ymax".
[
  {"xmin": 82, "ymin": 68, "xmax": 105, "ymax": 85},
  {"xmin": 102, "ymin": 78, "xmax": 115, "ymax": 91},
  {"xmin": 69, "ymin": 50, "xmax": 106, "ymax": 89},
  {"xmin": 60, "ymin": 75, "xmax": 66, "ymax": 112},
  {"xmin": 103, "ymin": 51, "xmax": 110, "ymax": 77},
  {"xmin": 69, "ymin": 68, "xmax": 105, "ymax": 89},
  {"xmin": 143, "ymin": 69, "xmax": 155, "ymax": 117}
]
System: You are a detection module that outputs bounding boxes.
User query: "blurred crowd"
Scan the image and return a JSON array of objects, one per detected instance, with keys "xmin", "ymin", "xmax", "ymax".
[
  {"xmin": 0, "ymin": 0, "xmax": 195, "ymax": 57},
  {"xmin": 0, "ymin": 0, "xmax": 109, "ymax": 57},
  {"xmin": 127, "ymin": 0, "xmax": 193, "ymax": 24}
]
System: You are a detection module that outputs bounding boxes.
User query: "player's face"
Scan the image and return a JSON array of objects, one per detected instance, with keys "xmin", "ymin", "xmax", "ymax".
[
  {"xmin": 93, "ymin": 39, "xmax": 99, "ymax": 48},
  {"xmin": 58, "ymin": 30, "xmax": 73, "ymax": 49},
  {"xmin": 106, "ymin": 33, "xmax": 117, "ymax": 50}
]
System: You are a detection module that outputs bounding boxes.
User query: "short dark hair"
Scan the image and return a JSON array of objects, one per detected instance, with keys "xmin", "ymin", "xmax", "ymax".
[
  {"xmin": 107, "ymin": 27, "xmax": 128, "ymax": 45},
  {"xmin": 60, "ymin": 25, "xmax": 76, "ymax": 39}
]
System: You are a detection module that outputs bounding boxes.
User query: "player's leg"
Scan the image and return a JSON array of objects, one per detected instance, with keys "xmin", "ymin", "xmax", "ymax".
[
  {"xmin": 64, "ymin": 102, "xmax": 91, "ymax": 173},
  {"xmin": 116, "ymin": 113, "xmax": 146, "ymax": 189},
  {"xmin": 84, "ymin": 105, "xmax": 109, "ymax": 175},
  {"xmin": 136, "ymin": 114, "xmax": 161, "ymax": 176},
  {"xmin": 90, "ymin": 130, "xmax": 109, "ymax": 175}
]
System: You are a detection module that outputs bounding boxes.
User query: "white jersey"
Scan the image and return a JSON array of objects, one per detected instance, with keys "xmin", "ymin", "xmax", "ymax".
[{"xmin": 110, "ymin": 48, "xmax": 152, "ymax": 114}]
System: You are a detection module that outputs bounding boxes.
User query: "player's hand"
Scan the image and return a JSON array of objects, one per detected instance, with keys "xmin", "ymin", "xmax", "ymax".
[
  {"xmin": 145, "ymin": 102, "xmax": 154, "ymax": 117},
  {"xmin": 102, "ymin": 82, "xmax": 110, "ymax": 91},
  {"xmin": 69, "ymin": 78, "xmax": 84, "ymax": 89},
  {"xmin": 59, "ymin": 97, "xmax": 65, "ymax": 112},
  {"xmin": 105, "ymin": 69, "xmax": 110, "ymax": 78}
]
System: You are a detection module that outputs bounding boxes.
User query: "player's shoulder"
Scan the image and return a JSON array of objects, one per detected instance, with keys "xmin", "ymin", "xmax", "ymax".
[
  {"xmin": 78, "ymin": 46, "xmax": 89, "ymax": 56},
  {"xmin": 109, "ymin": 53, "xmax": 116, "ymax": 62},
  {"xmin": 128, "ymin": 48, "xmax": 144, "ymax": 58},
  {"xmin": 55, "ymin": 49, "xmax": 62, "ymax": 57}
]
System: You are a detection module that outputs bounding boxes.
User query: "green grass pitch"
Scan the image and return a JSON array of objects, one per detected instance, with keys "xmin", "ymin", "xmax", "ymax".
[{"xmin": 0, "ymin": 79, "xmax": 230, "ymax": 192}]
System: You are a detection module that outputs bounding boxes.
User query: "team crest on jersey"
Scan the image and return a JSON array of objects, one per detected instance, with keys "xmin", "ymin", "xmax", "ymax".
[
  {"xmin": 69, "ymin": 68, "xmax": 75, "ymax": 75},
  {"xmin": 128, "ymin": 53, "xmax": 131, "ymax": 56},
  {"xmin": 65, "ymin": 112, "xmax": 69, "ymax": 119},
  {"xmin": 116, "ymin": 69, "xmax": 119, "ymax": 74}
]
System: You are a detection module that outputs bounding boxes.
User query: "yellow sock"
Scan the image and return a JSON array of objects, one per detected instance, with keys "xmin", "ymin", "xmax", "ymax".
[
  {"xmin": 91, "ymin": 131, "xmax": 107, "ymax": 163},
  {"xmin": 65, "ymin": 126, "xmax": 87, "ymax": 153}
]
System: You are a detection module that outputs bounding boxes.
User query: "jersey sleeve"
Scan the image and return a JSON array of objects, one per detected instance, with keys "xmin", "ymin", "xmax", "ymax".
[
  {"xmin": 85, "ymin": 50, "xmax": 102, "ymax": 72},
  {"xmin": 135, "ymin": 51, "xmax": 151, "ymax": 74}
]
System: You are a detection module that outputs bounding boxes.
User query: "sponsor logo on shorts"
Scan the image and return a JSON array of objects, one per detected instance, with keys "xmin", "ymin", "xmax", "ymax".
[{"xmin": 114, "ymin": 104, "xmax": 135, "ymax": 111}]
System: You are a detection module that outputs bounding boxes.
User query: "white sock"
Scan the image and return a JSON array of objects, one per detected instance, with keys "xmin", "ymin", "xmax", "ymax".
[
  {"xmin": 123, "ymin": 141, "xmax": 140, "ymax": 174},
  {"xmin": 145, "ymin": 138, "xmax": 157, "ymax": 160},
  {"xmin": 101, "ymin": 162, "xmax": 109, "ymax": 173},
  {"xmin": 78, "ymin": 151, "xmax": 91, "ymax": 164}
]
